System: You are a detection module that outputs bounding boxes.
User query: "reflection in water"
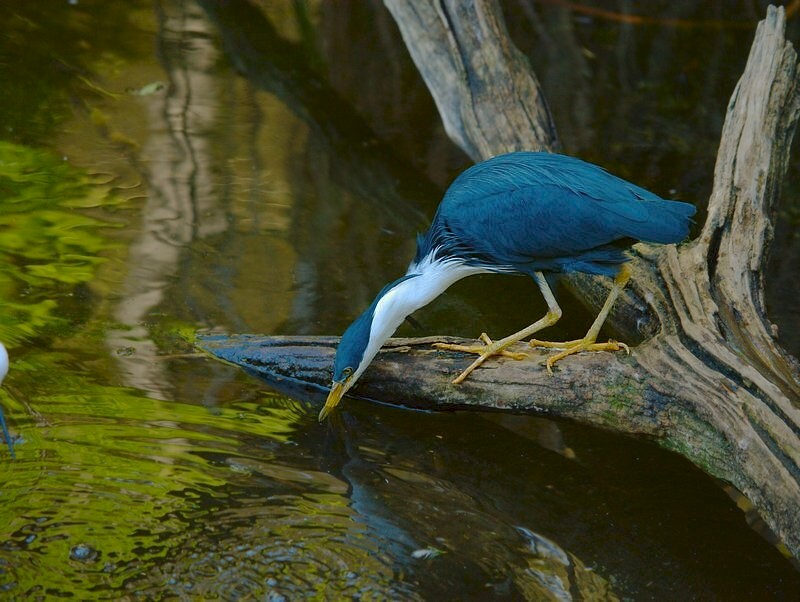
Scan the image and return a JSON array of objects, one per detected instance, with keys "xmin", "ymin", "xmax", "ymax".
[
  {"xmin": 2, "ymin": 367, "xmax": 627, "ymax": 599},
  {"xmin": 1, "ymin": 0, "xmax": 800, "ymax": 599},
  {"xmin": 109, "ymin": 0, "xmax": 227, "ymax": 398}
]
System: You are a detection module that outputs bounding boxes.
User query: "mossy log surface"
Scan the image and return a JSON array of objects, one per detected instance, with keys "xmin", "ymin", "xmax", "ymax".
[{"xmin": 199, "ymin": 5, "xmax": 800, "ymax": 561}]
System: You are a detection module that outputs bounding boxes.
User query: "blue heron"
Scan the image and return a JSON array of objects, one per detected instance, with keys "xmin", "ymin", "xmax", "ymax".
[{"xmin": 320, "ymin": 152, "xmax": 694, "ymax": 420}]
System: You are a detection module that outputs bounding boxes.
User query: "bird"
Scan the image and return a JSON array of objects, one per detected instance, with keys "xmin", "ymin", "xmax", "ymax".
[
  {"xmin": 319, "ymin": 151, "xmax": 695, "ymax": 420},
  {"xmin": 0, "ymin": 342, "xmax": 15, "ymax": 458}
]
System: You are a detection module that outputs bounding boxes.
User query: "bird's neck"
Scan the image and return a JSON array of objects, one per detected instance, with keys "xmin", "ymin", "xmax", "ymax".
[{"xmin": 364, "ymin": 256, "xmax": 484, "ymax": 362}]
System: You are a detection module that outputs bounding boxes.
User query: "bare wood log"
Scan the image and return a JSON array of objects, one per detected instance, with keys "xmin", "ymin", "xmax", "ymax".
[
  {"xmin": 383, "ymin": 0, "xmax": 560, "ymax": 160},
  {"xmin": 632, "ymin": 6, "xmax": 800, "ymax": 556},
  {"xmin": 197, "ymin": 334, "xmax": 677, "ymax": 437},
  {"xmin": 200, "ymin": 5, "xmax": 800, "ymax": 560}
]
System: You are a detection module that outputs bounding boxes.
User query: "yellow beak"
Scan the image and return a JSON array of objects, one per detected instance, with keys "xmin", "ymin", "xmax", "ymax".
[{"xmin": 319, "ymin": 380, "xmax": 348, "ymax": 421}]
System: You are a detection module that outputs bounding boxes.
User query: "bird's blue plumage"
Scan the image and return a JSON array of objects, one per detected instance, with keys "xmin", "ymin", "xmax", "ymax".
[
  {"xmin": 414, "ymin": 152, "xmax": 695, "ymax": 276},
  {"xmin": 332, "ymin": 274, "xmax": 417, "ymax": 382},
  {"xmin": 327, "ymin": 151, "xmax": 696, "ymax": 407}
]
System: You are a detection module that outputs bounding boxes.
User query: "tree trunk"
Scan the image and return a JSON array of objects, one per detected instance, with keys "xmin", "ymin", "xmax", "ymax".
[
  {"xmin": 383, "ymin": 0, "xmax": 560, "ymax": 160},
  {"xmin": 199, "ymin": 4, "xmax": 800, "ymax": 561}
]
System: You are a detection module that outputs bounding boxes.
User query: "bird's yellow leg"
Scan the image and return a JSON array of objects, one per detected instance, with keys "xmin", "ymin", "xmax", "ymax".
[
  {"xmin": 530, "ymin": 264, "xmax": 632, "ymax": 374},
  {"xmin": 434, "ymin": 272, "xmax": 562, "ymax": 384}
]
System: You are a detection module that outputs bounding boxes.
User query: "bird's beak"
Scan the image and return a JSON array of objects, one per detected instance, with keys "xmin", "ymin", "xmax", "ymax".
[{"xmin": 319, "ymin": 378, "xmax": 350, "ymax": 422}]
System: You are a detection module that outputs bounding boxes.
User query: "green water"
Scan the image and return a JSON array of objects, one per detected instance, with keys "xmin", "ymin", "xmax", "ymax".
[{"xmin": 1, "ymin": 1, "xmax": 799, "ymax": 599}]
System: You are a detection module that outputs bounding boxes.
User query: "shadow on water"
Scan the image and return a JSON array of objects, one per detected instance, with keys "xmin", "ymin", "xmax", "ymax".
[{"xmin": 1, "ymin": 0, "xmax": 800, "ymax": 599}]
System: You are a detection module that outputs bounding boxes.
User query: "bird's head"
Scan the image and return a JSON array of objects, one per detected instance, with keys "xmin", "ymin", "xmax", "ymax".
[
  {"xmin": 319, "ymin": 274, "xmax": 425, "ymax": 421},
  {"xmin": 319, "ymin": 310, "xmax": 373, "ymax": 421}
]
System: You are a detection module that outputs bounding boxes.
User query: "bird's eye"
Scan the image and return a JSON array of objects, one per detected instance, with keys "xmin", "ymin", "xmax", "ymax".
[{"xmin": 343, "ymin": 367, "xmax": 353, "ymax": 378}]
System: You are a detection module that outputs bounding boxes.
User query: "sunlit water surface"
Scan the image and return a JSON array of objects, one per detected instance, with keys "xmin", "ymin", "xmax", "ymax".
[{"xmin": 1, "ymin": 1, "xmax": 799, "ymax": 599}]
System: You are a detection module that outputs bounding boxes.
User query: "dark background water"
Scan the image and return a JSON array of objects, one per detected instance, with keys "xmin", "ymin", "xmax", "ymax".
[{"xmin": 1, "ymin": 0, "xmax": 799, "ymax": 599}]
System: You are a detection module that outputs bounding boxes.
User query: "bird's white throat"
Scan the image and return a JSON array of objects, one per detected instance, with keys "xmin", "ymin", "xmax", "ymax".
[{"xmin": 353, "ymin": 254, "xmax": 487, "ymax": 382}]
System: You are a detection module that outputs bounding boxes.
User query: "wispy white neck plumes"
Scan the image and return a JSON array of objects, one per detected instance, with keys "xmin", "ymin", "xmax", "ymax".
[{"xmin": 351, "ymin": 253, "xmax": 487, "ymax": 382}]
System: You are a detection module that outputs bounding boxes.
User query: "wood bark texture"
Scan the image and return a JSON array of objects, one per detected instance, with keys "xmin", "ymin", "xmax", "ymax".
[
  {"xmin": 198, "ymin": 5, "xmax": 800, "ymax": 560},
  {"xmin": 383, "ymin": 0, "xmax": 560, "ymax": 160}
]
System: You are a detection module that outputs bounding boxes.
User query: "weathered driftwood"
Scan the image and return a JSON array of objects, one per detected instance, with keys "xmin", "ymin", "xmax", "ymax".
[
  {"xmin": 199, "ymin": 5, "xmax": 800, "ymax": 560},
  {"xmin": 384, "ymin": 0, "xmax": 560, "ymax": 160},
  {"xmin": 197, "ymin": 333, "xmax": 676, "ymax": 434}
]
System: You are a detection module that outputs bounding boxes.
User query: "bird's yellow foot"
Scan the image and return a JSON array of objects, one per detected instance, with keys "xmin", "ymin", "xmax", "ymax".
[
  {"xmin": 529, "ymin": 337, "xmax": 630, "ymax": 374},
  {"xmin": 433, "ymin": 333, "xmax": 528, "ymax": 384}
]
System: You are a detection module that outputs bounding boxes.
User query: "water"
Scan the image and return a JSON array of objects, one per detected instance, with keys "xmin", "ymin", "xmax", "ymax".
[{"xmin": 1, "ymin": 1, "xmax": 799, "ymax": 599}]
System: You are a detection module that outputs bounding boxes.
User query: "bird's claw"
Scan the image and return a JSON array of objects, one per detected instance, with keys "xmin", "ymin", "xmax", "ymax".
[
  {"xmin": 433, "ymin": 333, "xmax": 528, "ymax": 383},
  {"xmin": 435, "ymin": 333, "xmax": 630, "ymax": 382},
  {"xmin": 535, "ymin": 338, "xmax": 630, "ymax": 375},
  {"xmin": 434, "ymin": 342, "xmax": 527, "ymax": 362}
]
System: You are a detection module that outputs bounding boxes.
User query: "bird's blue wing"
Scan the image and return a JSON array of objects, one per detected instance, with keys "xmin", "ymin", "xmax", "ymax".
[
  {"xmin": 442, "ymin": 152, "xmax": 680, "ymax": 224},
  {"xmin": 429, "ymin": 152, "xmax": 694, "ymax": 270}
]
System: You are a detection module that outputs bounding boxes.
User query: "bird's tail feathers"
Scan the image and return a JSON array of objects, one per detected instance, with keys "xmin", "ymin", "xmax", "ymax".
[{"xmin": 623, "ymin": 199, "xmax": 696, "ymax": 244}]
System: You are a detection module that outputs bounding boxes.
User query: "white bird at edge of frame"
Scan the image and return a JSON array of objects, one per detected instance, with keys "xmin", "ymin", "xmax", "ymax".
[{"xmin": 0, "ymin": 342, "xmax": 16, "ymax": 458}]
